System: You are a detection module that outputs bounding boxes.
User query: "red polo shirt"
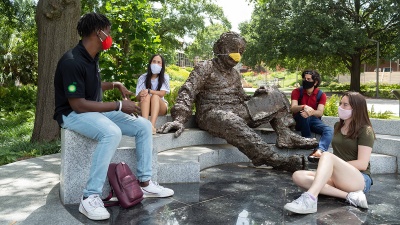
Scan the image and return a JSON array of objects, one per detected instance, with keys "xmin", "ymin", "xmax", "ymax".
[{"xmin": 291, "ymin": 87, "xmax": 327, "ymax": 110}]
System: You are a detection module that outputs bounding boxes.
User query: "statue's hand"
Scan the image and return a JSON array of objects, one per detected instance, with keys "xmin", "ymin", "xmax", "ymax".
[
  {"xmin": 254, "ymin": 86, "xmax": 269, "ymax": 97},
  {"xmin": 158, "ymin": 121, "xmax": 185, "ymax": 137}
]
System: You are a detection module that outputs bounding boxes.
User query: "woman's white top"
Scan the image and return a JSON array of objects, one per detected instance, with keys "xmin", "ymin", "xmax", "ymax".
[{"xmin": 135, "ymin": 73, "xmax": 170, "ymax": 102}]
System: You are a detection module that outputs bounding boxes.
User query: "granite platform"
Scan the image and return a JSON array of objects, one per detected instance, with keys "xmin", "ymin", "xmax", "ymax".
[
  {"xmin": 2, "ymin": 155, "xmax": 399, "ymax": 225},
  {"xmin": 60, "ymin": 115, "xmax": 400, "ymax": 205}
]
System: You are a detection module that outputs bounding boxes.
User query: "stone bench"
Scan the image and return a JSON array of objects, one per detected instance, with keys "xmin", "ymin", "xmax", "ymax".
[{"xmin": 60, "ymin": 115, "xmax": 400, "ymax": 205}]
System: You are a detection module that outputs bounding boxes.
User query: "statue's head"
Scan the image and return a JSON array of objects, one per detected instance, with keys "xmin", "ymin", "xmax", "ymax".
[{"xmin": 213, "ymin": 32, "xmax": 246, "ymax": 67}]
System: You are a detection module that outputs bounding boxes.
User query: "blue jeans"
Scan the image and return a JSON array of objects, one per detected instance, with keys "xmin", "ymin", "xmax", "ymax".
[
  {"xmin": 61, "ymin": 111, "xmax": 153, "ymax": 197},
  {"xmin": 294, "ymin": 114, "xmax": 333, "ymax": 152},
  {"xmin": 362, "ymin": 173, "xmax": 372, "ymax": 193}
]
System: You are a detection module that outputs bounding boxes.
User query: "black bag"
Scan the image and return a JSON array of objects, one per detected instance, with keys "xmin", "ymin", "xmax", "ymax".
[{"xmin": 103, "ymin": 162, "xmax": 144, "ymax": 208}]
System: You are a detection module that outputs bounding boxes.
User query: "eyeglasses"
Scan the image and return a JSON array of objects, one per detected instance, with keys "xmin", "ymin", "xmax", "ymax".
[{"xmin": 304, "ymin": 71, "xmax": 313, "ymax": 75}]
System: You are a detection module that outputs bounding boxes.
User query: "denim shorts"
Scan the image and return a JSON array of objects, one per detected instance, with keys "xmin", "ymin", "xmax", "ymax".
[{"xmin": 362, "ymin": 173, "xmax": 372, "ymax": 193}]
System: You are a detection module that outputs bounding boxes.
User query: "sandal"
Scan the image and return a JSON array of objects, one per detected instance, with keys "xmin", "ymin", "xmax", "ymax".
[{"xmin": 307, "ymin": 149, "xmax": 323, "ymax": 163}]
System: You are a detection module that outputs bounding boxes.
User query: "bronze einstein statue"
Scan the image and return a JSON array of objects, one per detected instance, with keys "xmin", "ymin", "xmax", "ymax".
[{"xmin": 159, "ymin": 31, "xmax": 318, "ymax": 172}]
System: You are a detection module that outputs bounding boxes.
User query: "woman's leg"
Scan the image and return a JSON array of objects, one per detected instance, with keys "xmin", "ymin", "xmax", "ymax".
[
  {"xmin": 149, "ymin": 95, "xmax": 167, "ymax": 128},
  {"xmin": 139, "ymin": 95, "xmax": 151, "ymax": 119},
  {"xmin": 293, "ymin": 170, "xmax": 348, "ymax": 199},
  {"xmin": 294, "ymin": 152, "xmax": 365, "ymax": 199}
]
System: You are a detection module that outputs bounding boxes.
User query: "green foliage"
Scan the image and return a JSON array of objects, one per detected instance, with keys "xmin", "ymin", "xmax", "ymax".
[
  {"xmin": 0, "ymin": 0, "xmax": 37, "ymax": 86},
  {"xmin": 242, "ymin": 0, "xmax": 400, "ymax": 91},
  {"xmin": 327, "ymin": 82, "xmax": 351, "ymax": 93},
  {"xmin": 0, "ymin": 86, "xmax": 60, "ymax": 165},
  {"xmin": 166, "ymin": 66, "xmax": 190, "ymax": 82},
  {"xmin": 184, "ymin": 67, "xmax": 193, "ymax": 73},
  {"xmin": 323, "ymin": 94, "xmax": 393, "ymax": 119},
  {"xmin": 0, "ymin": 85, "xmax": 37, "ymax": 119},
  {"xmin": 242, "ymin": 71, "xmax": 255, "ymax": 78},
  {"xmin": 323, "ymin": 94, "xmax": 340, "ymax": 117},
  {"xmin": 369, "ymin": 105, "xmax": 393, "ymax": 119},
  {"xmin": 164, "ymin": 83, "xmax": 182, "ymax": 112},
  {"xmin": 99, "ymin": 0, "xmax": 160, "ymax": 91},
  {"xmin": 328, "ymin": 82, "xmax": 400, "ymax": 99},
  {"xmin": 153, "ymin": 0, "xmax": 230, "ymax": 64},
  {"xmin": 185, "ymin": 24, "xmax": 230, "ymax": 61}
]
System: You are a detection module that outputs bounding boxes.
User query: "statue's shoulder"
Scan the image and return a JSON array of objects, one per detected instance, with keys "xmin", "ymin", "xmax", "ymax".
[{"xmin": 192, "ymin": 60, "xmax": 213, "ymax": 75}]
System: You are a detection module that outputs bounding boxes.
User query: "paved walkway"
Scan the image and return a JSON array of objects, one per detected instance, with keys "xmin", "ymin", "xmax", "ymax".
[{"xmin": 1, "ymin": 154, "xmax": 399, "ymax": 225}]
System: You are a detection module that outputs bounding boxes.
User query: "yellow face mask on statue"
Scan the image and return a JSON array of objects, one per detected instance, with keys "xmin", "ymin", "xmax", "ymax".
[{"xmin": 228, "ymin": 53, "xmax": 241, "ymax": 62}]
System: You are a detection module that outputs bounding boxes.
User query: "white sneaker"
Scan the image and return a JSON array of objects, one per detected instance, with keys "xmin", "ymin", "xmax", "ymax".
[
  {"xmin": 78, "ymin": 194, "xmax": 110, "ymax": 220},
  {"xmin": 284, "ymin": 192, "xmax": 317, "ymax": 214},
  {"xmin": 346, "ymin": 190, "xmax": 368, "ymax": 209},
  {"xmin": 141, "ymin": 180, "xmax": 174, "ymax": 198}
]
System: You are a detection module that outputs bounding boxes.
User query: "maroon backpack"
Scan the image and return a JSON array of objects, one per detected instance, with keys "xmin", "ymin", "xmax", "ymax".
[{"xmin": 103, "ymin": 162, "xmax": 144, "ymax": 208}]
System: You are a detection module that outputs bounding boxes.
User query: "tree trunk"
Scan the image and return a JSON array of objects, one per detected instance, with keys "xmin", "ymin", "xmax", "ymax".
[
  {"xmin": 349, "ymin": 53, "xmax": 362, "ymax": 92},
  {"xmin": 32, "ymin": 0, "xmax": 80, "ymax": 142}
]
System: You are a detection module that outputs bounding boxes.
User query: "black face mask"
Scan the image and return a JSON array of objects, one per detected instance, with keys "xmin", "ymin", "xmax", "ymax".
[{"xmin": 302, "ymin": 80, "xmax": 315, "ymax": 89}]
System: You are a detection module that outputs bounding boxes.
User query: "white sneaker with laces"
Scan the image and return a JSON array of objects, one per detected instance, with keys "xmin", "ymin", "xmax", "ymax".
[
  {"xmin": 346, "ymin": 190, "xmax": 368, "ymax": 209},
  {"xmin": 79, "ymin": 194, "xmax": 110, "ymax": 220},
  {"xmin": 284, "ymin": 192, "xmax": 317, "ymax": 214},
  {"xmin": 141, "ymin": 180, "xmax": 174, "ymax": 198}
]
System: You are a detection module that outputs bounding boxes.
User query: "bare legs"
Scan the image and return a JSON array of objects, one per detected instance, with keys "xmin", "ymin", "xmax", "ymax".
[
  {"xmin": 139, "ymin": 94, "xmax": 167, "ymax": 129},
  {"xmin": 292, "ymin": 152, "xmax": 365, "ymax": 199}
]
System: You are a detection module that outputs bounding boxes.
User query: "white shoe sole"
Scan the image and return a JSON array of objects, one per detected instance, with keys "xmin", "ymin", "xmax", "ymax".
[
  {"xmin": 79, "ymin": 204, "xmax": 110, "ymax": 220},
  {"xmin": 142, "ymin": 190, "xmax": 174, "ymax": 198},
  {"xmin": 284, "ymin": 204, "xmax": 317, "ymax": 214},
  {"xmin": 357, "ymin": 199, "xmax": 369, "ymax": 209}
]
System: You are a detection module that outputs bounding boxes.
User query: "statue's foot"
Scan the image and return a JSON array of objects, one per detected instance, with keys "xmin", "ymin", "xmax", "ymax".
[
  {"xmin": 250, "ymin": 148, "xmax": 308, "ymax": 172},
  {"xmin": 276, "ymin": 132, "xmax": 318, "ymax": 149},
  {"xmin": 273, "ymin": 155, "xmax": 307, "ymax": 173}
]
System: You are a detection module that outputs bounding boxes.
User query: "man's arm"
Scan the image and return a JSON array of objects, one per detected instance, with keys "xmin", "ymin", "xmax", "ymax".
[
  {"xmin": 290, "ymin": 89, "xmax": 305, "ymax": 113},
  {"xmin": 69, "ymin": 98, "xmax": 118, "ymax": 113},
  {"xmin": 290, "ymin": 99, "xmax": 306, "ymax": 114},
  {"xmin": 69, "ymin": 97, "xmax": 140, "ymax": 115},
  {"xmin": 102, "ymin": 81, "xmax": 133, "ymax": 99}
]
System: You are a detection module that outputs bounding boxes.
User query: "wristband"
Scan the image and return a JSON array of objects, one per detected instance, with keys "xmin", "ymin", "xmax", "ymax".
[
  {"xmin": 148, "ymin": 88, "xmax": 151, "ymax": 94},
  {"xmin": 118, "ymin": 101, "xmax": 122, "ymax": 111},
  {"xmin": 115, "ymin": 101, "xmax": 119, "ymax": 111}
]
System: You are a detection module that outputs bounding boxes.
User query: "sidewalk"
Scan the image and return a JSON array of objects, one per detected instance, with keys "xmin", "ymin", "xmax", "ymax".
[
  {"xmin": 0, "ymin": 154, "xmax": 80, "ymax": 225},
  {"xmin": 1, "ymin": 154, "xmax": 400, "ymax": 224}
]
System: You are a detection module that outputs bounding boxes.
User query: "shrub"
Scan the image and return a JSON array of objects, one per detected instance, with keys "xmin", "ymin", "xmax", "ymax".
[
  {"xmin": 368, "ymin": 105, "xmax": 393, "ymax": 119},
  {"xmin": 324, "ymin": 94, "xmax": 339, "ymax": 116},
  {"xmin": 166, "ymin": 66, "xmax": 190, "ymax": 82},
  {"xmin": 328, "ymin": 81, "xmax": 400, "ymax": 99}
]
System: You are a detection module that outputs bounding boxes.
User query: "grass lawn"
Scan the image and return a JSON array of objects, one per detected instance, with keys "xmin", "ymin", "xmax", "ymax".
[{"xmin": 0, "ymin": 111, "xmax": 60, "ymax": 165}]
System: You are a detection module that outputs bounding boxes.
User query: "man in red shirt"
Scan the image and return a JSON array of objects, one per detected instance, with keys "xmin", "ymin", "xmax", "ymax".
[{"xmin": 291, "ymin": 70, "xmax": 333, "ymax": 162}]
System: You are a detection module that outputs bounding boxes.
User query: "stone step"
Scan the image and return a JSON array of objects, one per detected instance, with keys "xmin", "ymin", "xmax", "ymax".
[
  {"xmin": 156, "ymin": 143, "xmax": 397, "ymax": 184},
  {"xmin": 113, "ymin": 128, "xmax": 400, "ymax": 188}
]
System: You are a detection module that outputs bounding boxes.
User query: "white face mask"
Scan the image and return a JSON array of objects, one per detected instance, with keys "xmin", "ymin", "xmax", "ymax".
[
  {"xmin": 338, "ymin": 106, "xmax": 352, "ymax": 120},
  {"xmin": 150, "ymin": 64, "xmax": 162, "ymax": 74}
]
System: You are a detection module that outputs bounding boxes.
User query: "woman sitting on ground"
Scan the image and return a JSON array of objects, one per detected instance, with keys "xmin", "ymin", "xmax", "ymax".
[
  {"xmin": 284, "ymin": 91, "xmax": 375, "ymax": 214},
  {"xmin": 135, "ymin": 54, "xmax": 170, "ymax": 134}
]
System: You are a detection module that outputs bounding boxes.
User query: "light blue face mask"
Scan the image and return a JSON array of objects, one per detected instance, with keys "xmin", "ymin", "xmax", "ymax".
[{"xmin": 150, "ymin": 64, "xmax": 162, "ymax": 74}]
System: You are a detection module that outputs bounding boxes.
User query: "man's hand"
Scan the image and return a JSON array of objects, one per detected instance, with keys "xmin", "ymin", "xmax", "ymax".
[
  {"xmin": 120, "ymin": 100, "xmax": 141, "ymax": 116},
  {"xmin": 158, "ymin": 121, "xmax": 185, "ymax": 138},
  {"xmin": 114, "ymin": 82, "xmax": 133, "ymax": 100},
  {"xmin": 300, "ymin": 105, "xmax": 314, "ymax": 118}
]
